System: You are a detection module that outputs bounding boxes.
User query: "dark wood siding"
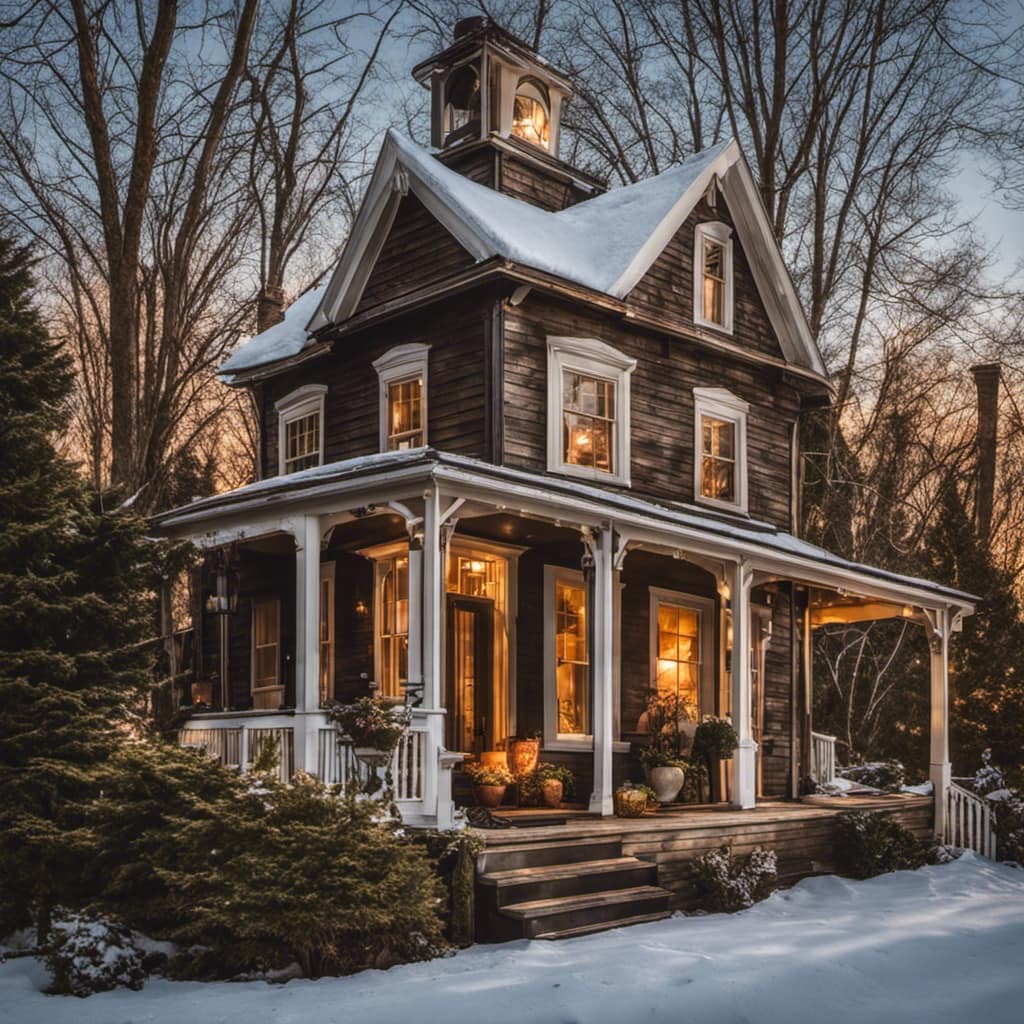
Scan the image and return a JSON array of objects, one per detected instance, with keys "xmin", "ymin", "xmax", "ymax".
[
  {"xmin": 758, "ymin": 584, "xmax": 794, "ymax": 798},
  {"xmin": 503, "ymin": 293, "xmax": 800, "ymax": 529},
  {"xmin": 354, "ymin": 193, "xmax": 476, "ymax": 316},
  {"xmin": 629, "ymin": 193, "xmax": 786, "ymax": 361},
  {"xmin": 261, "ymin": 302, "xmax": 489, "ymax": 478}
]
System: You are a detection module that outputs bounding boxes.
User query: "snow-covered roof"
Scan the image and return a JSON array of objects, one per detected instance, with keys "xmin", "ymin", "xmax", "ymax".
[
  {"xmin": 220, "ymin": 130, "xmax": 827, "ymax": 383},
  {"xmin": 219, "ymin": 284, "xmax": 327, "ymax": 378}
]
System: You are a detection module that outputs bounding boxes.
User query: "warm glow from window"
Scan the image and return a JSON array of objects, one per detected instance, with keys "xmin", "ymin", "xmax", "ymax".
[
  {"xmin": 656, "ymin": 603, "xmax": 700, "ymax": 719},
  {"xmin": 703, "ymin": 238, "xmax": 726, "ymax": 325},
  {"xmin": 447, "ymin": 554, "xmax": 497, "ymax": 598},
  {"xmin": 511, "ymin": 90, "xmax": 550, "ymax": 149},
  {"xmin": 283, "ymin": 410, "xmax": 320, "ymax": 473},
  {"xmin": 252, "ymin": 599, "xmax": 282, "ymax": 709},
  {"xmin": 379, "ymin": 555, "xmax": 409, "ymax": 698},
  {"xmin": 701, "ymin": 414, "xmax": 736, "ymax": 501},
  {"xmin": 318, "ymin": 570, "xmax": 334, "ymax": 706},
  {"xmin": 555, "ymin": 579, "xmax": 589, "ymax": 735},
  {"xmin": 562, "ymin": 370, "xmax": 615, "ymax": 473},
  {"xmin": 386, "ymin": 377, "xmax": 424, "ymax": 450}
]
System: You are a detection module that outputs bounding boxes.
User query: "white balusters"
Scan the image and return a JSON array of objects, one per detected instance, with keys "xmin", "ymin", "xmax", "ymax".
[
  {"xmin": 810, "ymin": 731, "xmax": 837, "ymax": 784},
  {"xmin": 946, "ymin": 782, "xmax": 996, "ymax": 858}
]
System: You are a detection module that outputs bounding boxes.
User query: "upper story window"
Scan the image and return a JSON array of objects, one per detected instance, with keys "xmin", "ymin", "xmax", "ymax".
[
  {"xmin": 693, "ymin": 387, "xmax": 749, "ymax": 513},
  {"xmin": 373, "ymin": 343, "xmax": 430, "ymax": 452},
  {"xmin": 547, "ymin": 336, "xmax": 636, "ymax": 486},
  {"xmin": 511, "ymin": 79, "xmax": 550, "ymax": 150},
  {"xmin": 693, "ymin": 221, "xmax": 734, "ymax": 334},
  {"xmin": 443, "ymin": 62, "xmax": 481, "ymax": 146},
  {"xmin": 276, "ymin": 385, "xmax": 326, "ymax": 475}
]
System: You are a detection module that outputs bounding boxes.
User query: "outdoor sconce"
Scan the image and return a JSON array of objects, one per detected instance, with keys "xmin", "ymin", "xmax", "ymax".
[
  {"xmin": 354, "ymin": 598, "xmax": 368, "ymax": 617},
  {"xmin": 204, "ymin": 553, "xmax": 239, "ymax": 615}
]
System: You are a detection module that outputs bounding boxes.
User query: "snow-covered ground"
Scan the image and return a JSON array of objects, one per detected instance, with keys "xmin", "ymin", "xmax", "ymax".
[{"xmin": 3, "ymin": 853, "xmax": 1022, "ymax": 1024}]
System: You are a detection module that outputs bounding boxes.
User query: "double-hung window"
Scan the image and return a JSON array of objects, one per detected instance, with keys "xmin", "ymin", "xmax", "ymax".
[
  {"xmin": 649, "ymin": 588, "xmax": 715, "ymax": 725},
  {"xmin": 276, "ymin": 385, "xmax": 326, "ymax": 475},
  {"xmin": 373, "ymin": 344, "xmax": 430, "ymax": 452},
  {"xmin": 376, "ymin": 552, "xmax": 409, "ymax": 699},
  {"xmin": 543, "ymin": 566, "xmax": 590, "ymax": 744},
  {"xmin": 693, "ymin": 221, "xmax": 734, "ymax": 334},
  {"xmin": 693, "ymin": 387, "xmax": 749, "ymax": 513},
  {"xmin": 251, "ymin": 598, "xmax": 282, "ymax": 709},
  {"xmin": 547, "ymin": 337, "xmax": 636, "ymax": 486}
]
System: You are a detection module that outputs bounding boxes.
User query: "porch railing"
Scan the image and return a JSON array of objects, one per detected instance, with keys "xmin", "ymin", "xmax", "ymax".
[
  {"xmin": 945, "ymin": 781, "xmax": 997, "ymax": 858},
  {"xmin": 179, "ymin": 726, "xmax": 243, "ymax": 768},
  {"xmin": 316, "ymin": 726, "xmax": 426, "ymax": 802},
  {"xmin": 247, "ymin": 727, "xmax": 295, "ymax": 783},
  {"xmin": 810, "ymin": 730, "xmax": 837, "ymax": 783},
  {"xmin": 179, "ymin": 724, "xmax": 294, "ymax": 783}
]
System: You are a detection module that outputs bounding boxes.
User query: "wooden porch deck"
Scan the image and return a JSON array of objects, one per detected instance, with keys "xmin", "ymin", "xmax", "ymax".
[{"xmin": 471, "ymin": 794, "xmax": 934, "ymax": 939}]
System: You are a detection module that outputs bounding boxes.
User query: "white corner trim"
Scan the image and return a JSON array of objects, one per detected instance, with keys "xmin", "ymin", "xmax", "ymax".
[
  {"xmin": 693, "ymin": 386, "xmax": 749, "ymax": 514},
  {"xmin": 693, "ymin": 220, "xmax": 734, "ymax": 335},
  {"xmin": 373, "ymin": 343, "xmax": 430, "ymax": 453},
  {"xmin": 546, "ymin": 336, "xmax": 635, "ymax": 487},
  {"xmin": 647, "ymin": 587, "xmax": 716, "ymax": 722},
  {"xmin": 276, "ymin": 385, "xmax": 327, "ymax": 477}
]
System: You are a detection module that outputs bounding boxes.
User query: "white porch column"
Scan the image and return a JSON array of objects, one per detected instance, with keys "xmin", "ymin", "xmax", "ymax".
[
  {"xmin": 586, "ymin": 526, "xmax": 615, "ymax": 816},
  {"xmin": 730, "ymin": 559, "xmax": 757, "ymax": 809},
  {"xmin": 420, "ymin": 488, "xmax": 445, "ymax": 820},
  {"xmin": 293, "ymin": 513, "xmax": 321, "ymax": 773},
  {"xmin": 928, "ymin": 608, "xmax": 952, "ymax": 839}
]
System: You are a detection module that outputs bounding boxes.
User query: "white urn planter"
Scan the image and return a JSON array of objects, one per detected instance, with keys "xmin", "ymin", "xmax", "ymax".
[{"xmin": 649, "ymin": 765, "xmax": 686, "ymax": 804}]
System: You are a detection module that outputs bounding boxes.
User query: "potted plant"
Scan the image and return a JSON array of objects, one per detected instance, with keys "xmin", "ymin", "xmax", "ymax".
[
  {"xmin": 638, "ymin": 692, "xmax": 691, "ymax": 803},
  {"xmin": 464, "ymin": 762, "xmax": 514, "ymax": 808},
  {"xmin": 640, "ymin": 747, "xmax": 687, "ymax": 804},
  {"xmin": 692, "ymin": 715, "xmax": 739, "ymax": 802},
  {"xmin": 532, "ymin": 762, "xmax": 574, "ymax": 808},
  {"xmin": 327, "ymin": 694, "xmax": 411, "ymax": 766},
  {"xmin": 614, "ymin": 782, "xmax": 649, "ymax": 818}
]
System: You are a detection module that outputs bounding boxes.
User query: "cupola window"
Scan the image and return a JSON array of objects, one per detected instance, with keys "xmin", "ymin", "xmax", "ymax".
[
  {"xmin": 511, "ymin": 80, "xmax": 550, "ymax": 150},
  {"xmin": 443, "ymin": 63, "xmax": 481, "ymax": 145}
]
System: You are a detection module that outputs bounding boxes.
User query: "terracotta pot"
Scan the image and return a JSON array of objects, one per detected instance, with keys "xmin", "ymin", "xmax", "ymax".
[
  {"xmin": 614, "ymin": 789, "xmax": 648, "ymax": 817},
  {"xmin": 649, "ymin": 765, "xmax": 686, "ymax": 804},
  {"xmin": 480, "ymin": 750, "xmax": 509, "ymax": 770},
  {"xmin": 474, "ymin": 784, "xmax": 507, "ymax": 808},
  {"xmin": 510, "ymin": 738, "xmax": 541, "ymax": 777},
  {"xmin": 541, "ymin": 778, "xmax": 563, "ymax": 808}
]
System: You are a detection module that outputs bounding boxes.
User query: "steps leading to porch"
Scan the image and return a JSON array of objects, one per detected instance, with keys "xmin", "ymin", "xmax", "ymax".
[{"xmin": 476, "ymin": 837, "xmax": 672, "ymax": 941}]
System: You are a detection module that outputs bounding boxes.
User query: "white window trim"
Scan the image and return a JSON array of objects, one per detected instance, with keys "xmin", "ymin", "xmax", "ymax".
[
  {"xmin": 251, "ymin": 597, "xmax": 282, "ymax": 704},
  {"xmin": 319, "ymin": 561, "xmax": 336, "ymax": 707},
  {"xmin": 694, "ymin": 386, "xmax": 749, "ymax": 514},
  {"xmin": 372, "ymin": 343, "xmax": 430, "ymax": 453},
  {"xmin": 648, "ymin": 587, "xmax": 716, "ymax": 722},
  {"xmin": 546, "ymin": 336, "xmax": 636, "ymax": 487},
  {"xmin": 275, "ymin": 384, "xmax": 326, "ymax": 476},
  {"xmin": 693, "ymin": 220, "xmax": 734, "ymax": 334}
]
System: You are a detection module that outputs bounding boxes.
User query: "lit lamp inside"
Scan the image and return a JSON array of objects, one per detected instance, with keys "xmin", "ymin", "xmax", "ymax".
[
  {"xmin": 511, "ymin": 83, "xmax": 550, "ymax": 150},
  {"xmin": 204, "ymin": 563, "xmax": 238, "ymax": 615}
]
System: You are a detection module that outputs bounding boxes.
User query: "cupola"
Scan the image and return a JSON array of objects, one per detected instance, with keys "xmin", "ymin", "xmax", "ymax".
[{"xmin": 412, "ymin": 17, "xmax": 573, "ymax": 159}]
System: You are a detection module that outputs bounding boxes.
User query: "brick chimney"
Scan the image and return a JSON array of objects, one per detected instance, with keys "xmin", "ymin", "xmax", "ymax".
[
  {"xmin": 970, "ymin": 362, "xmax": 1001, "ymax": 547},
  {"xmin": 256, "ymin": 285, "xmax": 286, "ymax": 334}
]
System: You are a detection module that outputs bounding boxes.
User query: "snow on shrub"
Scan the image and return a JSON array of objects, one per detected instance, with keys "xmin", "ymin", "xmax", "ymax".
[
  {"xmin": 973, "ymin": 749, "xmax": 1006, "ymax": 797},
  {"xmin": 836, "ymin": 760, "xmax": 906, "ymax": 792},
  {"xmin": 691, "ymin": 846, "xmax": 777, "ymax": 912},
  {"xmin": 45, "ymin": 912, "xmax": 146, "ymax": 997},
  {"xmin": 835, "ymin": 810, "xmax": 927, "ymax": 878}
]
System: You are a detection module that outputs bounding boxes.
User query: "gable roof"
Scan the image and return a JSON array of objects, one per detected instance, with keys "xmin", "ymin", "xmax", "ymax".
[{"xmin": 220, "ymin": 129, "xmax": 827, "ymax": 383}]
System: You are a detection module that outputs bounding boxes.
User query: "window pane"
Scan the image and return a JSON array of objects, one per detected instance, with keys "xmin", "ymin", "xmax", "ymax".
[
  {"xmin": 654, "ymin": 600, "xmax": 700, "ymax": 719},
  {"xmin": 700, "ymin": 416, "xmax": 736, "ymax": 501},
  {"xmin": 511, "ymin": 95, "xmax": 550, "ymax": 148},
  {"xmin": 555, "ymin": 580, "xmax": 589, "ymax": 735},
  {"xmin": 562, "ymin": 371, "xmax": 615, "ymax": 473},
  {"xmin": 703, "ymin": 239, "xmax": 726, "ymax": 325},
  {"xmin": 387, "ymin": 378, "xmax": 424, "ymax": 450},
  {"xmin": 379, "ymin": 555, "xmax": 409, "ymax": 697},
  {"xmin": 284, "ymin": 411, "xmax": 320, "ymax": 473}
]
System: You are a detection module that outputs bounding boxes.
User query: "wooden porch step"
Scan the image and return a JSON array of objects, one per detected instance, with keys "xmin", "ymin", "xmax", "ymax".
[
  {"xmin": 480, "ymin": 856, "xmax": 659, "ymax": 906},
  {"xmin": 534, "ymin": 909, "xmax": 672, "ymax": 941},
  {"xmin": 500, "ymin": 885, "xmax": 673, "ymax": 939},
  {"xmin": 478, "ymin": 836, "xmax": 623, "ymax": 874}
]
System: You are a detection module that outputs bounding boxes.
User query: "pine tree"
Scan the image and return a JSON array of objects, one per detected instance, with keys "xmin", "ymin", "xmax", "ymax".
[{"xmin": 0, "ymin": 236, "xmax": 165, "ymax": 935}]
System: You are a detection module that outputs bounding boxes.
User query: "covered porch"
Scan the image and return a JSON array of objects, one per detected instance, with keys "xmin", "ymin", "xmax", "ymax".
[{"xmin": 155, "ymin": 449, "xmax": 973, "ymax": 834}]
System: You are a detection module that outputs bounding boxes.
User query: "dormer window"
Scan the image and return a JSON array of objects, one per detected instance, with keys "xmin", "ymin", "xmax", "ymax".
[
  {"xmin": 373, "ymin": 343, "xmax": 430, "ymax": 452},
  {"xmin": 511, "ymin": 80, "xmax": 550, "ymax": 150},
  {"xmin": 547, "ymin": 336, "xmax": 635, "ymax": 486},
  {"xmin": 694, "ymin": 222, "xmax": 734, "ymax": 333},
  {"xmin": 276, "ymin": 385, "xmax": 326, "ymax": 475},
  {"xmin": 694, "ymin": 387, "xmax": 749, "ymax": 513}
]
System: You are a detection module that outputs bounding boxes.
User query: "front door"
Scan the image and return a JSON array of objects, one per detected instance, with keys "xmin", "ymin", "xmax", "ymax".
[{"xmin": 446, "ymin": 595, "xmax": 494, "ymax": 754}]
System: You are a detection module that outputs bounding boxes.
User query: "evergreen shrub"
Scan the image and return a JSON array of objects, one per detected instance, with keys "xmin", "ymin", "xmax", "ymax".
[
  {"xmin": 835, "ymin": 810, "xmax": 928, "ymax": 878},
  {"xmin": 44, "ymin": 912, "xmax": 146, "ymax": 997},
  {"xmin": 691, "ymin": 845, "xmax": 777, "ymax": 911}
]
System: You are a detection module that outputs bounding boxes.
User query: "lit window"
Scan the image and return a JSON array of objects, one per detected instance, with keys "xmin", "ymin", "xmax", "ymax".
[
  {"xmin": 555, "ymin": 578, "xmax": 589, "ymax": 736},
  {"xmin": 511, "ymin": 80, "xmax": 550, "ymax": 149},
  {"xmin": 655, "ymin": 602, "xmax": 701, "ymax": 720},
  {"xmin": 275, "ymin": 385, "xmax": 326, "ymax": 476},
  {"xmin": 563, "ymin": 371, "xmax": 615, "ymax": 473},
  {"xmin": 386, "ymin": 377, "xmax": 424, "ymax": 450},
  {"xmin": 693, "ymin": 387, "xmax": 749, "ymax": 512},
  {"xmin": 373, "ymin": 344, "xmax": 430, "ymax": 453},
  {"xmin": 252, "ymin": 599, "xmax": 282, "ymax": 709},
  {"xmin": 693, "ymin": 222, "xmax": 734, "ymax": 333},
  {"xmin": 547, "ymin": 336, "xmax": 635, "ymax": 486},
  {"xmin": 318, "ymin": 563, "xmax": 335, "ymax": 706},
  {"xmin": 377, "ymin": 554, "xmax": 409, "ymax": 699}
]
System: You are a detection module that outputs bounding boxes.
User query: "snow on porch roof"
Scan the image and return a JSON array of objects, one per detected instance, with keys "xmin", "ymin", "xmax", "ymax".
[{"xmin": 219, "ymin": 130, "xmax": 826, "ymax": 382}]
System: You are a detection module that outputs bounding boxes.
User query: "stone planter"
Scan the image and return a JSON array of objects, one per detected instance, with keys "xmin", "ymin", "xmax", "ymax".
[
  {"xmin": 649, "ymin": 765, "xmax": 686, "ymax": 804},
  {"xmin": 510, "ymin": 738, "xmax": 541, "ymax": 777},
  {"xmin": 541, "ymin": 778, "xmax": 563, "ymax": 808},
  {"xmin": 353, "ymin": 746, "xmax": 392, "ymax": 768},
  {"xmin": 474, "ymin": 784, "xmax": 507, "ymax": 808},
  {"xmin": 614, "ymin": 788, "xmax": 648, "ymax": 817}
]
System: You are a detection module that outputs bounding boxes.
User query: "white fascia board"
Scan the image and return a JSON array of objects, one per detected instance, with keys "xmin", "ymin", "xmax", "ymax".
[
  {"xmin": 608, "ymin": 140, "xmax": 740, "ymax": 299},
  {"xmin": 719, "ymin": 157, "xmax": 827, "ymax": 378}
]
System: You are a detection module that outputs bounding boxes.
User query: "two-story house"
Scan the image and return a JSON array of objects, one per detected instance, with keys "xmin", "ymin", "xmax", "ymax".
[{"xmin": 157, "ymin": 19, "xmax": 972, "ymax": 858}]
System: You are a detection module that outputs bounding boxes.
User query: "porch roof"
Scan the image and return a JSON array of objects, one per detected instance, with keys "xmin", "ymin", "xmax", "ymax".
[{"xmin": 151, "ymin": 448, "xmax": 976, "ymax": 612}]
